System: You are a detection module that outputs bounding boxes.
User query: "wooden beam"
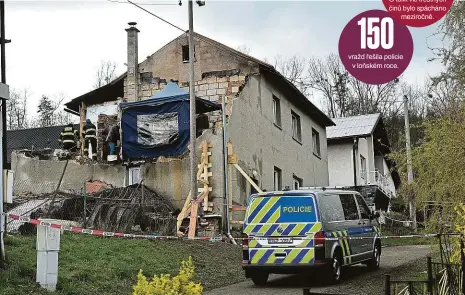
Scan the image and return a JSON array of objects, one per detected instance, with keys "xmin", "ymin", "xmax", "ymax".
[
  {"xmin": 233, "ymin": 163, "xmax": 263, "ymax": 193},
  {"xmin": 188, "ymin": 201, "xmax": 198, "ymax": 239},
  {"xmin": 176, "ymin": 190, "xmax": 192, "ymax": 233},
  {"xmin": 79, "ymin": 101, "xmax": 87, "ymax": 155},
  {"xmin": 231, "ymin": 206, "xmax": 247, "ymax": 212}
]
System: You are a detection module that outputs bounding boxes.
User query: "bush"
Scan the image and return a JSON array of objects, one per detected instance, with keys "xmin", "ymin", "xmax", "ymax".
[{"xmin": 132, "ymin": 256, "xmax": 203, "ymax": 295}]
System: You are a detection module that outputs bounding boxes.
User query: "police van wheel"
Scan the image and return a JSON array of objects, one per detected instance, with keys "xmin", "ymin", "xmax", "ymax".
[
  {"xmin": 250, "ymin": 273, "xmax": 269, "ymax": 286},
  {"xmin": 366, "ymin": 244, "xmax": 381, "ymax": 270},
  {"xmin": 327, "ymin": 253, "xmax": 342, "ymax": 284}
]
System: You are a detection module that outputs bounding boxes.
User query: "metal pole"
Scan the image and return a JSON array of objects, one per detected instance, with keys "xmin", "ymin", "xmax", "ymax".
[
  {"xmin": 188, "ymin": 0, "xmax": 197, "ymax": 210},
  {"xmin": 222, "ymin": 96, "xmax": 230, "ymax": 235},
  {"xmin": 0, "ymin": 0, "xmax": 5, "ymax": 269},
  {"xmin": 403, "ymin": 95, "xmax": 417, "ymax": 230},
  {"xmin": 427, "ymin": 256, "xmax": 433, "ymax": 295}
]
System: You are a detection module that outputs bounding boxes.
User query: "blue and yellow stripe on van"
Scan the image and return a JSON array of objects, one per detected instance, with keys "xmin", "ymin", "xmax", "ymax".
[
  {"xmin": 249, "ymin": 248, "xmax": 315, "ymax": 265},
  {"xmin": 247, "ymin": 223, "xmax": 322, "ymax": 248},
  {"xmin": 327, "ymin": 230, "xmax": 352, "ymax": 265}
]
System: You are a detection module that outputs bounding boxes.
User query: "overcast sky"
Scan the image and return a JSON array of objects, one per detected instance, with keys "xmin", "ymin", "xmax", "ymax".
[{"xmin": 7, "ymin": 0, "xmax": 444, "ymax": 114}]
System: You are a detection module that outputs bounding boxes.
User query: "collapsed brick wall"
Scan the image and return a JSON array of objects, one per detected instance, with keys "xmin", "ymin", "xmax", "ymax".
[
  {"xmin": 97, "ymin": 114, "xmax": 118, "ymax": 161},
  {"xmin": 124, "ymin": 69, "xmax": 249, "ymax": 129}
]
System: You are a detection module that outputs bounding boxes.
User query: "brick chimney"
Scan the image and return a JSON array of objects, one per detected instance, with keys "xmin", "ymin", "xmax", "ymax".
[{"xmin": 126, "ymin": 22, "xmax": 140, "ymax": 102}]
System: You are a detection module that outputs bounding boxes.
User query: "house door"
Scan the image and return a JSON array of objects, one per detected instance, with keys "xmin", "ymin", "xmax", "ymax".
[{"xmin": 128, "ymin": 167, "xmax": 141, "ymax": 185}]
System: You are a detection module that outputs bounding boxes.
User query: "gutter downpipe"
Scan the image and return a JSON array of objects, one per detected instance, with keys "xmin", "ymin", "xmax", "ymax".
[
  {"xmin": 222, "ymin": 96, "xmax": 231, "ymax": 237},
  {"xmin": 353, "ymin": 137, "xmax": 359, "ymax": 187}
]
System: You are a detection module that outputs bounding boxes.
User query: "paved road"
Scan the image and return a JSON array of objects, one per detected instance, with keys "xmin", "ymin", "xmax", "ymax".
[{"xmin": 205, "ymin": 245, "xmax": 431, "ymax": 295}]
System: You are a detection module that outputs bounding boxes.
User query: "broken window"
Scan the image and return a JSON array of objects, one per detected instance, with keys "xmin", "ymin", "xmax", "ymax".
[
  {"xmin": 136, "ymin": 112, "xmax": 179, "ymax": 146},
  {"xmin": 182, "ymin": 45, "xmax": 195, "ymax": 62},
  {"xmin": 273, "ymin": 95, "xmax": 281, "ymax": 127},
  {"xmin": 291, "ymin": 111, "xmax": 301, "ymax": 142},
  {"xmin": 312, "ymin": 128, "xmax": 321, "ymax": 157},
  {"xmin": 274, "ymin": 166, "xmax": 282, "ymax": 191}
]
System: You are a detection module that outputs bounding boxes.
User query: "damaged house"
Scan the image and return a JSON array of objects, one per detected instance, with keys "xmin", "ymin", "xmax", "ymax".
[{"xmin": 12, "ymin": 22, "xmax": 334, "ymax": 232}]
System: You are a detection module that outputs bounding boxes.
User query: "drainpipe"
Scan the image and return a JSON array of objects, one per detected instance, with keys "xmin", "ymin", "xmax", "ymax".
[
  {"xmin": 222, "ymin": 96, "xmax": 230, "ymax": 236},
  {"xmin": 353, "ymin": 137, "xmax": 359, "ymax": 187}
]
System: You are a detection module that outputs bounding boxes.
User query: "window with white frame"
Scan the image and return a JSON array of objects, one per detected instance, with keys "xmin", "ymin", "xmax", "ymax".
[
  {"xmin": 272, "ymin": 95, "xmax": 281, "ymax": 127},
  {"xmin": 293, "ymin": 175, "xmax": 303, "ymax": 190},
  {"xmin": 360, "ymin": 155, "xmax": 367, "ymax": 180},
  {"xmin": 312, "ymin": 128, "xmax": 321, "ymax": 157},
  {"xmin": 291, "ymin": 111, "xmax": 302, "ymax": 142},
  {"xmin": 274, "ymin": 166, "xmax": 282, "ymax": 191}
]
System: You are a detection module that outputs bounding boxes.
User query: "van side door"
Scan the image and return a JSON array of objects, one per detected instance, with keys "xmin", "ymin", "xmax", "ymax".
[
  {"xmin": 355, "ymin": 194, "xmax": 376, "ymax": 257},
  {"xmin": 338, "ymin": 193, "xmax": 362, "ymax": 264}
]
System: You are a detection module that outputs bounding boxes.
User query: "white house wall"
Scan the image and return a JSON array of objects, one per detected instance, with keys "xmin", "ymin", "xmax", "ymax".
[
  {"xmin": 328, "ymin": 143, "xmax": 354, "ymax": 186},
  {"xmin": 228, "ymin": 74, "xmax": 330, "ymax": 205},
  {"xmin": 382, "ymin": 157, "xmax": 397, "ymax": 197},
  {"xmin": 86, "ymin": 101, "xmax": 119, "ymax": 123}
]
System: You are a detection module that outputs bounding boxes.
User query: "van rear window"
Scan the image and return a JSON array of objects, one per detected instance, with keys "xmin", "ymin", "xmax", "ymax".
[{"xmin": 246, "ymin": 196, "xmax": 317, "ymax": 224}]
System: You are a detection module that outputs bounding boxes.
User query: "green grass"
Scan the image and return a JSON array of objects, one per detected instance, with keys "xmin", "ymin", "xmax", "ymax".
[
  {"xmin": 381, "ymin": 229, "xmax": 437, "ymax": 247},
  {"xmin": 0, "ymin": 233, "xmax": 245, "ymax": 295}
]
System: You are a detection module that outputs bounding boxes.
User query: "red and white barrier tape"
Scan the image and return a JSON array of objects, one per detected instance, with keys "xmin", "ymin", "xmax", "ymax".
[{"xmin": 3, "ymin": 213, "xmax": 463, "ymax": 241}]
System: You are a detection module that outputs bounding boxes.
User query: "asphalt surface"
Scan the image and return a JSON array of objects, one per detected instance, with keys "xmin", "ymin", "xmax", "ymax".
[{"xmin": 204, "ymin": 245, "xmax": 431, "ymax": 295}]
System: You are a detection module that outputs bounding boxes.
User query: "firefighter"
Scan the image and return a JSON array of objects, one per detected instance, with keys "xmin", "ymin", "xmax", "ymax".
[
  {"xmin": 83, "ymin": 119, "xmax": 97, "ymax": 160},
  {"xmin": 59, "ymin": 123, "xmax": 77, "ymax": 152}
]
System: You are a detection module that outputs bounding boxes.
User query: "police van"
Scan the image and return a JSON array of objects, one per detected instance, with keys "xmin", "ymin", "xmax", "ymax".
[{"xmin": 241, "ymin": 189, "xmax": 381, "ymax": 285}]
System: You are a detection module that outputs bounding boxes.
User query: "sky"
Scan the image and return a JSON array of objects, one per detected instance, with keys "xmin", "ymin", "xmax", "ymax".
[{"xmin": 6, "ymin": 0, "xmax": 444, "ymax": 115}]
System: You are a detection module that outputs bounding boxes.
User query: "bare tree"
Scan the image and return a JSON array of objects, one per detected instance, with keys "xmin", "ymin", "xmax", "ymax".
[
  {"xmin": 35, "ymin": 92, "xmax": 70, "ymax": 127},
  {"xmin": 272, "ymin": 54, "xmax": 311, "ymax": 97},
  {"xmin": 7, "ymin": 88, "xmax": 30, "ymax": 130},
  {"xmin": 93, "ymin": 60, "xmax": 117, "ymax": 89},
  {"xmin": 236, "ymin": 44, "xmax": 251, "ymax": 55}
]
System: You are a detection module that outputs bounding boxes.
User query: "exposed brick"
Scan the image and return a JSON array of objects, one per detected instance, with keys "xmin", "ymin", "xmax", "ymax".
[
  {"xmin": 238, "ymin": 74, "xmax": 246, "ymax": 81},
  {"xmin": 142, "ymin": 90, "xmax": 151, "ymax": 97},
  {"xmin": 231, "ymin": 86, "xmax": 239, "ymax": 93},
  {"xmin": 206, "ymin": 76, "xmax": 217, "ymax": 83},
  {"xmin": 141, "ymin": 84, "xmax": 150, "ymax": 91},
  {"xmin": 230, "ymin": 75, "xmax": 239, "ymax": 82},
  {"xmin": 216, "ymin": 88, "xmax": 226, "ymax": 95},
  {"xmin": 208, "ymin": 83, "xmax": 218, "ymax": 89},
  {"xmin": 209, "ymin": 95, "xmax": 219, "ymax": 102},
  {"xmin": 218, "ymin": 82, "xmax": 229, "ymax": 88},
  {"xmin": 196, "ymin": 90, "xmax": 207, "ymax": 96},
  {"xmin": 229, "ymin": 81, "xmax": 243, "ymax": 87},
  {"xmin": 199, "ymin": 84, "xmax": 208, "ymax": 91},
  {"xmin": 217, "ymin": 77, "xmax": 228, "ymax": 83},
  {"xmin": 207, "ymin": 89, "xmax": 216, "ymax": 95}
]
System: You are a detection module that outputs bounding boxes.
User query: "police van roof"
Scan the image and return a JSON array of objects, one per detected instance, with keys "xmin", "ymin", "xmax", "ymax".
[{"xmin": 251, "ymin": 188, "xmax": 358, "ymax": 197}]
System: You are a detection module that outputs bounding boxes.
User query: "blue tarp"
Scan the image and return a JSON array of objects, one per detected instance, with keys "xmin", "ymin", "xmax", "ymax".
[{"xmin": 120, "ymin": 82, "xmax": 221, "ymax": 159}]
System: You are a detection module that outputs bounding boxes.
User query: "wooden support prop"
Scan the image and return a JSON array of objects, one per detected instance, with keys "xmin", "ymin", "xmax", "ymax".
[
  {"xmin": 188, "ymin": 201, "xmax": 199, "ymax": 239},
  {"xmin": 233, "ymin": 163, "xmax": 263, "ymax": 193},
  {"xmin": 231, "ymin": 206, "xmax": 247, "ymax": 212},
  {"xmin": 176, "ymin": 190, "xmax": 192, "ymax": 235}
]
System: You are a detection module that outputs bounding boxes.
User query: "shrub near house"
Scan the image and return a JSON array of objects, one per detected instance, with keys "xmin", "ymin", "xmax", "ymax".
[{"xmin": 132, "ymin": 257, "xmax": 203, "ymax": 295}]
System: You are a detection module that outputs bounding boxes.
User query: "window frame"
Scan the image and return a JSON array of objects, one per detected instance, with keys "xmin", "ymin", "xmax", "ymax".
[
  {"xmin": 355, "ymin": 194, "xmax": 371, "ymax": 220},
  {"xmin": 291, "ymin": 111, "xmax": 302, "ymax": 143},
  {"xmin": 273, "ymin": 166, "xmax": 282, "ymax": 191},
  {"xmin": 339, "ymin": 194, "xmax": 360, "ymax": 221},
  {"xmin": 312, "ymin": 128, "xmax": 321, "ymax": 158},
  {"xmin": 181, "ymin": 45, "xmax": 196, "ymax": 63},
  {"xmin": 360, "ymin": 155, "xmax": 367, "ymax": 180},
  {"xmin": 272, "ymin": 95, "xmax": 282, "ymax": 128},
  {"xmin": 292, "ymin": 174, "xmax": 303, "ymax": 190}
]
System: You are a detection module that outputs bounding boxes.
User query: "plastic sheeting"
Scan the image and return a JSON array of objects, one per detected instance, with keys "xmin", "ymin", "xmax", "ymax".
[
  {"xmin": 120, "ymin": 82, "xmax": 221, "ymax": 159},
  {"xmin": 137, "ymin": 112, "xmax": 179, "ymax": 146}
]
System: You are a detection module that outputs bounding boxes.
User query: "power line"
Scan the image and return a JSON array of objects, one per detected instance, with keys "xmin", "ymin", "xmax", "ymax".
[
  {"xmin": 126, "ymin": 0, "xmax": 186, "ymax": 32},
  {"xmin": 107, "ymin": 0, "xmax": 180, "ymax": 5}
]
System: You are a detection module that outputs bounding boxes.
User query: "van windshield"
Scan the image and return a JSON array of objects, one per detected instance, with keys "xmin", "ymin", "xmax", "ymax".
[{"xmin": 246, "ymin": 195, "xmax": 318, "ymax": 224}]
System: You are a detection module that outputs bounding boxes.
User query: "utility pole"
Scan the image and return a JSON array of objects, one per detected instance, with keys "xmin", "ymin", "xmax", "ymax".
[
  {"xmin": 0, "ymin": 0, "xmax": 7, "ymax": 269},
  {"xmin": 403, "ymin": 95, "xmax": 417, "ymax": 230},
  {"xmin": 188, "ymin": 0, "xmax": 197, "ymax": 212}
]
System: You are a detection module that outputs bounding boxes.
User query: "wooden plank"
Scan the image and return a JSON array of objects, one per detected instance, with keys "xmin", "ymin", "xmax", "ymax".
[
  {"xmin": 176, "ymin": 190, "xmax": 192, "ymax": 232},
  {"xmin": 188, "ymin": 201, "xmax": 199, "ymax": 239},
  {"xmin": 198, "ymin": 163, "xmax": 212, "ymax": 169},
  {"xmin": 231, "ymin": 220, "xmax": 244, "ymax": 225},
  {"xmin": 228, "ymin": 154, "xmax": 238, "ymax": 164},
  {"xmin": 198, "ymin": 187, "xmax": 212, "ymax": 192},
  {"xmin": 207, "ymin": 152, "xmax": 212, "ymax": 156},
  {"xmin": 233, "ymin": 163, "xmax": 263, "ymax": 193},
  {"xmin": 231, "ymin": 206, "xmax": 247, "ymax": 212}
]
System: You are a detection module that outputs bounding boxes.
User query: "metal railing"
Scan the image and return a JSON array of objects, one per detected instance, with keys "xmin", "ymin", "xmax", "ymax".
[{"xmin": 365, "ymin": 170, "xmax": 393, "ymax": 198}]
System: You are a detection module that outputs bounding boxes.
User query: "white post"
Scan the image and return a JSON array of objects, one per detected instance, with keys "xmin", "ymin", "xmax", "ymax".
[{"xmin": 36, "ymin": 220, "xmax": 61, "ymax": 292}]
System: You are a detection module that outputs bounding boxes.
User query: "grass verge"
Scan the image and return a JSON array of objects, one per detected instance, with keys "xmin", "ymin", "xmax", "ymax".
[{"xmin": 0, "ymin": 233, "xmax": 245, "ymax": 295}]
